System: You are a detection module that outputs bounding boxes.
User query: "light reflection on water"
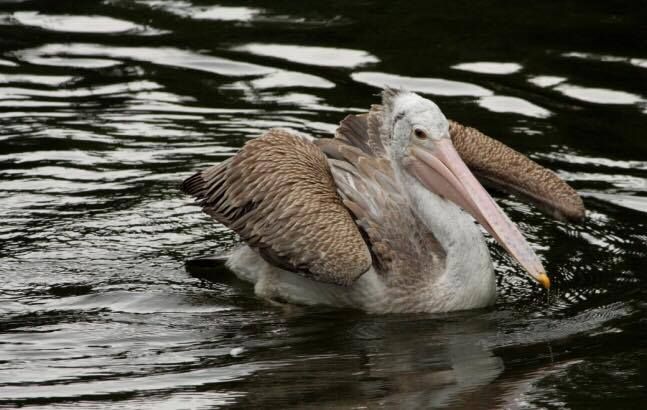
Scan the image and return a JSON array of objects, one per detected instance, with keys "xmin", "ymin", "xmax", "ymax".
[
  {"xmin": 451, "ymin": 61, "xmax": 523, "ymax": 75},
  {"xmin": 232, "ymin": 43, "xmax": 379, "ymax": 68},
  {"xmin": 137, "ymin": 0, "xmax": 263, "ymax": 22},
  {"xmin": 352, "ymin": 71, "xmax": 493, "ymax": 96},
  {"xmin": 0, "ymin": 0, "xmax": 646, "ymax": 408},
  {"xmin": 8, "ymin": 11, "xmax": 164, "ymax": 34}
]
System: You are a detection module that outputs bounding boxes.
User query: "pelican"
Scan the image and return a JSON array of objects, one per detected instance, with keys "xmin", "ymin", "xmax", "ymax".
[{"xmin": 182, "ymin": 89, "xmax": 584, "ymax": 313}]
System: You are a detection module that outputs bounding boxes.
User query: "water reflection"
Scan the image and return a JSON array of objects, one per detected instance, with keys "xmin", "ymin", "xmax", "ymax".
[
  {"xmin": 233, "ymin": 43, "xmax": 379, "ymax": 68},
  {"xmin": 584, "ymin": 192, "xmax": 647, "ymax": 214},
  {"xmin": 24, "ymin": 56, "xmax": 122, "ymax": 68},
  {"xmin": 138, "ymin": 0, "xmax": 262, "ymax": 22},
  {"xmin": 134, "ymin": 0, "xmax": 342, "ymax": 26},
  {"xmin": 178, "ymin": 5, "xmax": 259, "ymax": 21},
  {"xmin": 553, "ymin": 83, "xmax": 643, "ymax": 105},
  {"xmin": 563, "ymin": 51, "xmax": 647, "ymax": 70},
  {"xmin": 15, "ymin": 43, "xmax": 275, "ymax": 76},
  {"xmin": 0, "ymin": 58, "xmax": 17, "ymax": 66},
  {"xmin": 0, "ymin": 74, "xmax": 75, "ymax": 86},
  {"xmin": 8, "ymin": 11, "xmax": 163, "ymax": 34},
  {"xmin": 352, "ymin": 71, "xmax": 492, "ymax": 96},
  {"xmin": 451, "ymin": 61, "xmax": 522, "ymax": 75},
  {"xmin": 224, "ymin": 70, "xmax": 335, "ymax": 91},
  {"xmin": 477, "ymin": 95, "xmax": 551, "ymax": 118},
  {"xmin": 528, "ymin": 75, "xmax": 567, "ymax": 88},
  {"xmin": 1, "ymin": 79, "xmax": 161, "ymax": 98},
  {"xmin": 352, "ymin": 71, "xmax": 551, "ymax": 118}
]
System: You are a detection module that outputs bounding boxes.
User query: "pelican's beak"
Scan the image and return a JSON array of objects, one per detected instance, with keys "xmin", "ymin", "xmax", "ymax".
[{"xmin": 407, "ymin": 138, "xmax": 550, "ymax": 289}]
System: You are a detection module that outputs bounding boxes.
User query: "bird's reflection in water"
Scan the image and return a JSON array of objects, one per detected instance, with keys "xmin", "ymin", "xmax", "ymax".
[
  {"xmin": 345, "ymin": 317, "xmax": 503, "ymax": 408},
  {"xmin": 188, "ymin": 258, "xmax": 505, "ymax": 408}
]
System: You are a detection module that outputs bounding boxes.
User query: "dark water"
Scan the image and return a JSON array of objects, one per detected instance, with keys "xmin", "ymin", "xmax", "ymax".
[{"xmin": 1, "ymin": 0, "xmax": 646, "ymax": 408}]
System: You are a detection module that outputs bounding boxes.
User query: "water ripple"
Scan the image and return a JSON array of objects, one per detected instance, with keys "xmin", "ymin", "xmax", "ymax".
[
  {"xmin": 451, "ymin": 61, "xmax": 522, "ymax": 75},
  {"xmin": 6, "ymin": 12, "xmax": 164, "ymax": 34},
  {"xmin": 1, "ymin": 1, "xmax": 646, "ymax": 408},
  {"xmin": 352, "ymin": 71, "xmax": 492, "ymax": 97},
  {"xmin": 233, "ymin": 43, "xmax": 379, "ymax": 68}
]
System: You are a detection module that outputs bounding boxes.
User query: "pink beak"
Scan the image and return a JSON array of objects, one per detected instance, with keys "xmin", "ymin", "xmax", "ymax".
[{"xmin": 407, "ymin": 138, "xmax": 550, "ymax": 289}]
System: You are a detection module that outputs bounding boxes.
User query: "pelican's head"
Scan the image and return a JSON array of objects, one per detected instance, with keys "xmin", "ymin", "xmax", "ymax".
[{"xmin": 383, "ymin": 89, "xmax": 550, "ymax": 289}]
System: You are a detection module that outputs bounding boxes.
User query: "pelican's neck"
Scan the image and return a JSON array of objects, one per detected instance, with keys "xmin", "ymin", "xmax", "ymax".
[{"xmin": 397, "ymin": 167, "xmax": 496, "ymax": 308}]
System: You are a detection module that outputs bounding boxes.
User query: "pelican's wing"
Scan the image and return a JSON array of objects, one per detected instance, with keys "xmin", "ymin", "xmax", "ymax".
[
  {"xmin": 448, "ymin": 121, "xmax": 585, "ymax": 222},
  {"xmin": 317, "ymin": 109, "xmax": 446, "ymax": 278},
  {"xmin": 181, "ymin": 129, "xmax": 371, "ymax": 286}
]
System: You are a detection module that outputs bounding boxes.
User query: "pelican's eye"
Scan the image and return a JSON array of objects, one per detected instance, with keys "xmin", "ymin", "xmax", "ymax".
[{"xmin": 414, "ymin": 128, "xmax": 427, "ymax": 139}]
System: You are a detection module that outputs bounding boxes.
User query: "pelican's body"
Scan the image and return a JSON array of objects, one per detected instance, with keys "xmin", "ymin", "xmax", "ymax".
[
  {"xmin": 226, "ymin": 203, "xmax": 494, "ymax": 313},
  {"xmin": 182, "ymin": 90, "xmax": 584, "ymax": 313}
]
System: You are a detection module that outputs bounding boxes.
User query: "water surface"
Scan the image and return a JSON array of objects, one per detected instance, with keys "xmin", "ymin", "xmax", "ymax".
[{"xmin": 1, "ymin": 0, "xmax": 646, "ymax": 408}]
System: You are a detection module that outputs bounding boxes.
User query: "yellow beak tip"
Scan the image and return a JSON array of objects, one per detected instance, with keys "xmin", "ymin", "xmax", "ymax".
[{"xmin": 537, "ymin": 273, "xmax": 551, "ymax": 289}]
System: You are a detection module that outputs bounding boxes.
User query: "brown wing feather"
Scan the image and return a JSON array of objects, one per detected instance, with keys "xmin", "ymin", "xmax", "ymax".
[
  {"xmin": 317, "ymin": 108, "xmax": 446, "ymax": 281},
  {"xmin": 335, "ymin": 104, "xmax": 387, "ymax": 156},
  {"xmin": 182, "ymin": 129, "xmax": 372, "ymax": 286},
  {"xmin": 449, "ymin": 121, "xmax": 585, "ymax": 222}
]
